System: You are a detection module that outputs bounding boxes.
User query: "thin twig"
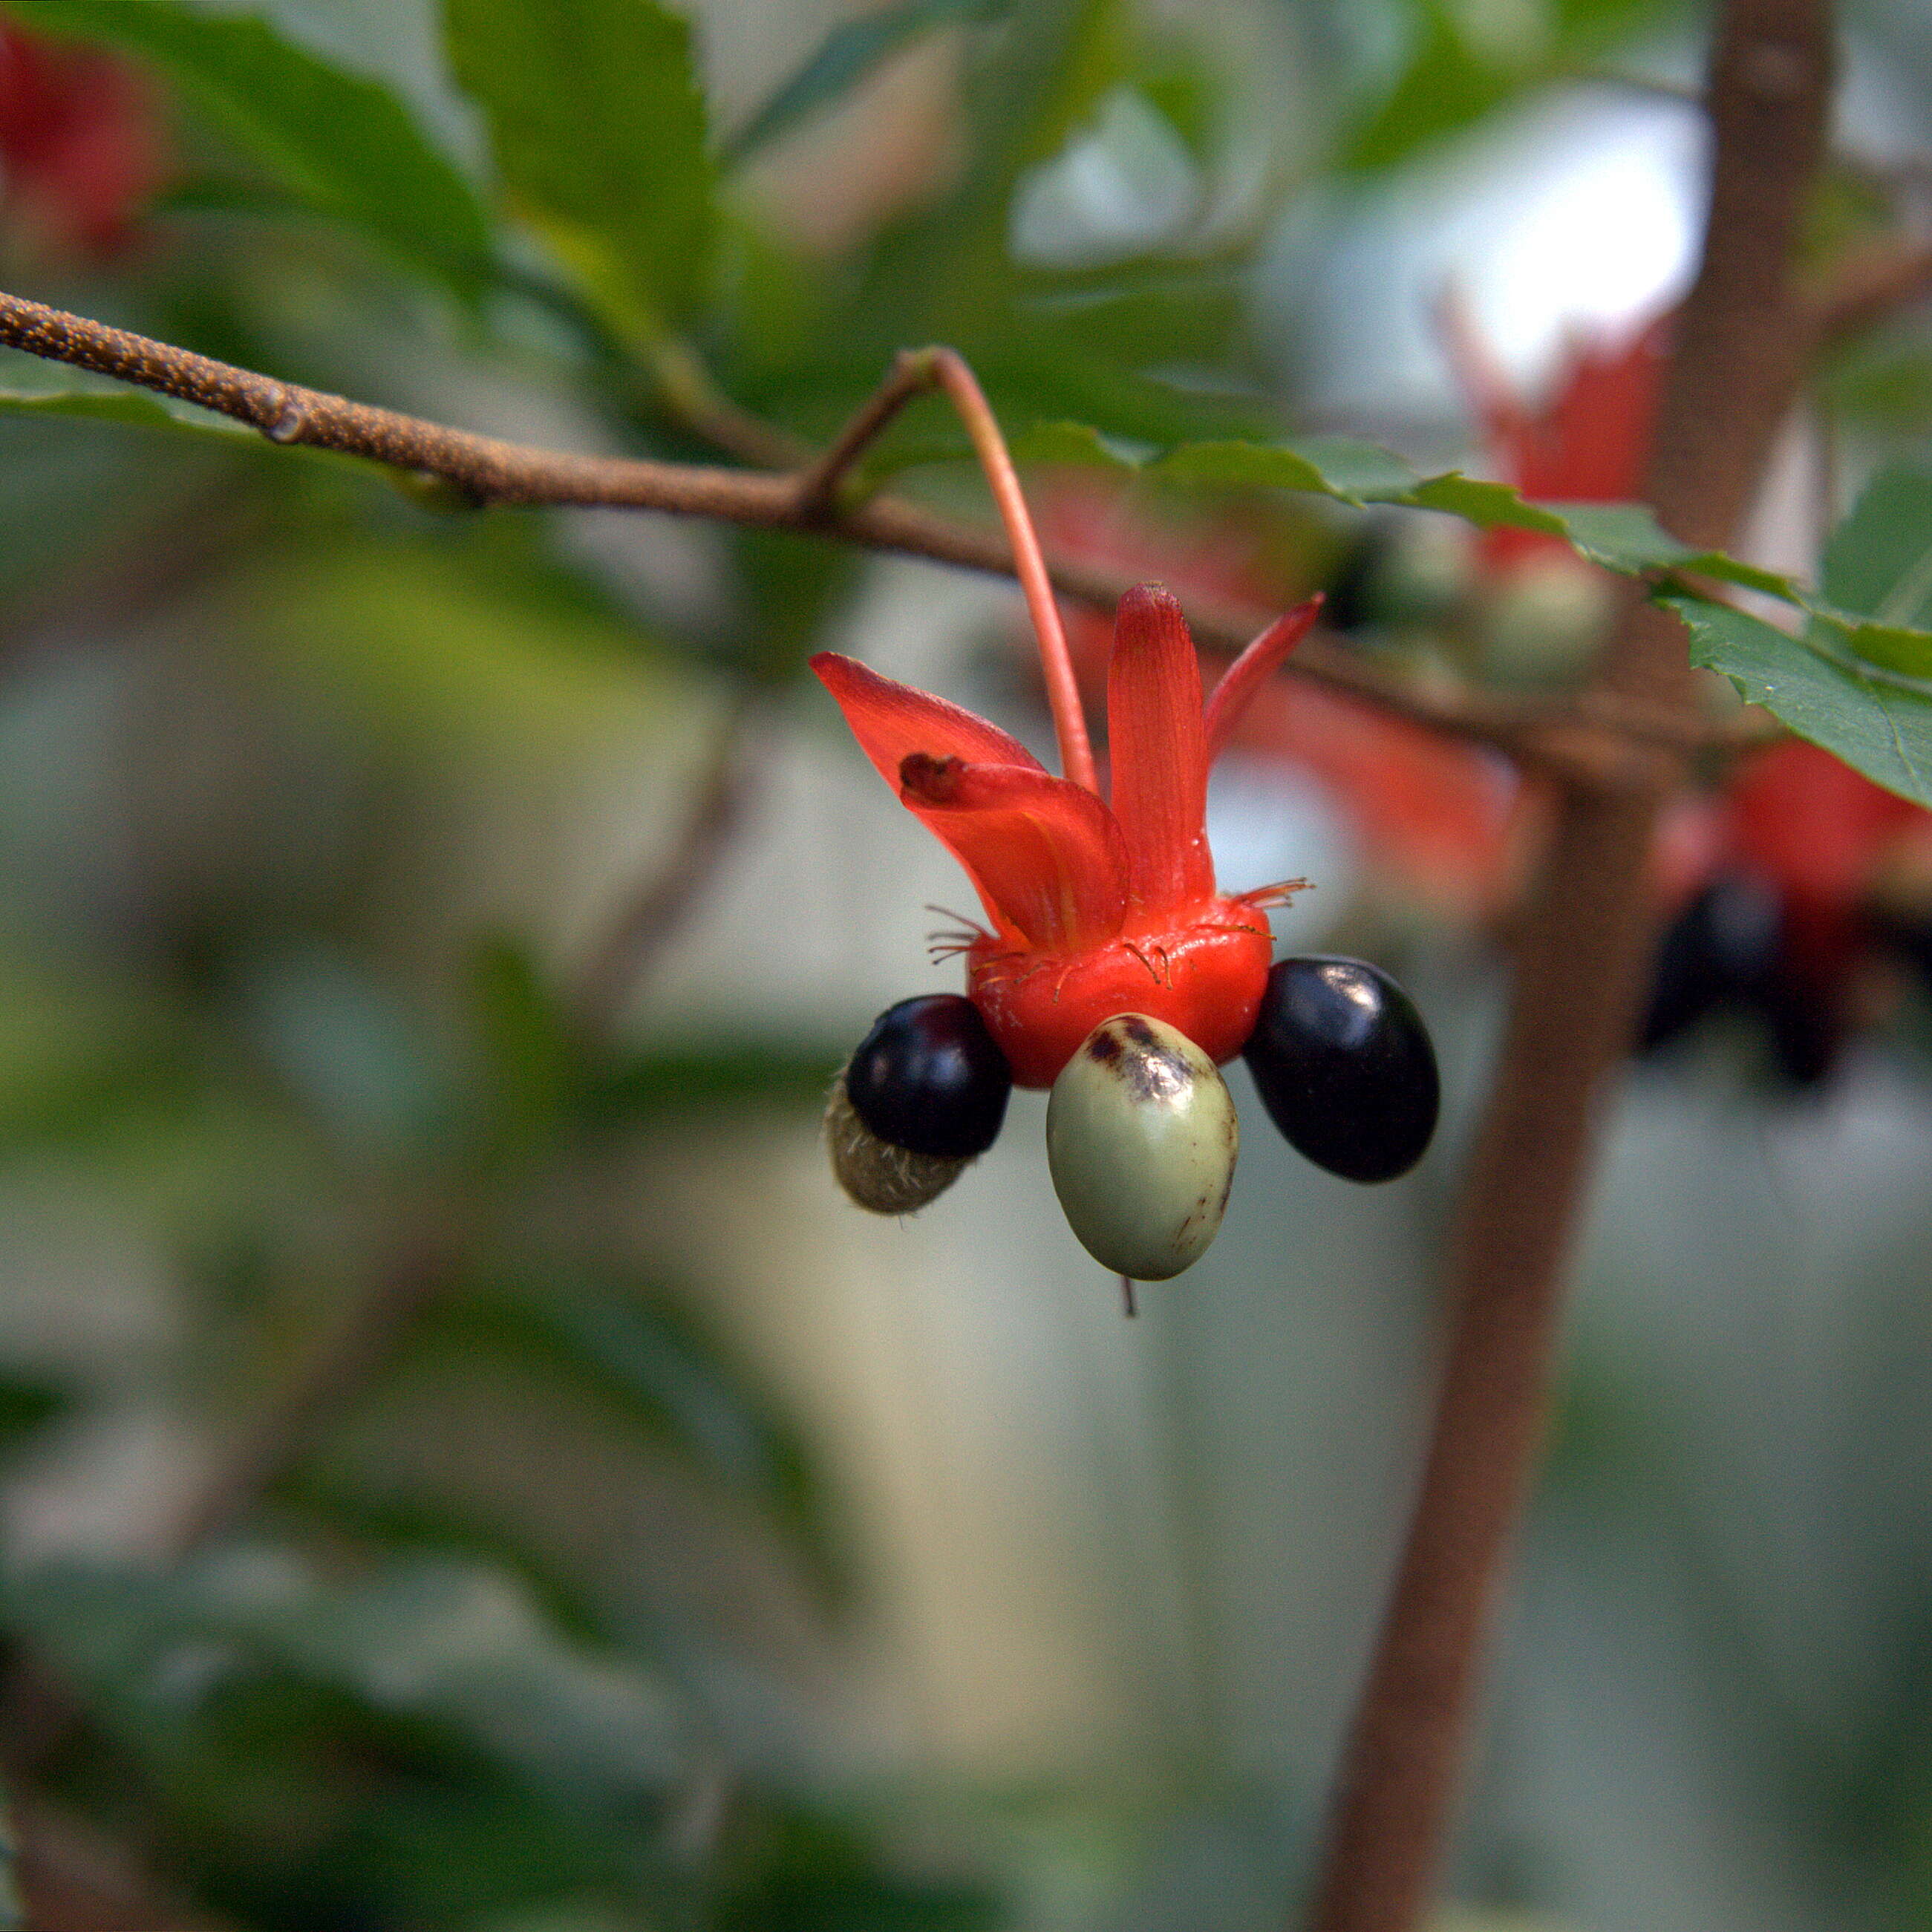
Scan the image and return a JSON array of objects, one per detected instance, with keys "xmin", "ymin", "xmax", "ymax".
[
  {"xmin": 789, "ymin": 345, "xmax": 936, "ymax": 518},
  {"xmin": 0, "ymin": 288, "xmax": 1746, "ymax": 777},
  {"xmin": 570, "ymin": 694, "xmax": 757, "ymax": 1038},
  {"xmin": 1808, "ymin": 237, "xmax": 1932, "ymax": 351},
  {"xmin": 10, "ymin": 1799, "xmax": 221, "ymax": 1932},
  {"xmin": 791, "ymin": 344, "xmax": 1098, "ymax": 785},
  {"xmin": 0, "ymin": 1225, "xmax": 456, "ymax": 1786},
  {"xmin": 568, "ymin": 342, "xmax": 1120, "ymax": 1041},
  {"xmin": 1304, "ymin": 0, "xmax": 1833, "ymax": 1925},
  {"xmin": 163, "ymin": 1224, "xmax": 456, "ymax": 1554},
  {"xmin": 646, "ymin": 340, "xmax": 811, "ymax": 471}
]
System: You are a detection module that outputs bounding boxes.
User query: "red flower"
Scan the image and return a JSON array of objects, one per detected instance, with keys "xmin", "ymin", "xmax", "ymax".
[
  {"xmin": 1648, "ymin": 737, "xmax": 1932, "ymax": 1079},
  {"xmin": 1444, "ymin": 300, "xmax": 1671, "ymax": 572},
  {"xmin": 0, "ymin": 24, "xmax": 167, "ymax": 256},
  {"xmin": 1039, "ymin": 479, "xmax": 1523, "ymax": 916},
  {"xmin": 812, "ymin": 586, "xmax": 1320, "ymax": 1087}
]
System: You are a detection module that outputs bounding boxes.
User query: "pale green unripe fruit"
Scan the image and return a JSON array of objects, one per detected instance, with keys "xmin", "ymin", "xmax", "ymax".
[{"xmin": 1045, "ymin": 1014, "xmax": 1238, "ymax": 1282}]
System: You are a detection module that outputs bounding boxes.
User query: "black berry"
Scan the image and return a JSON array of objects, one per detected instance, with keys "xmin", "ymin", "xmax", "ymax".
[
  {"xmin": 1242, "ymin": 957, "xmax": 1439, "ymax": 1183},
  {"xmin": 1641, "ymin": 877, "xmax": 1781, "ymax": 1051},
  {"xmin": 1641, "ymin": 877, "xmax": 1843, "ymax": 1087},
  {"xmin": 845, "ymin": 995, "xmax": 1011, "ymax": 1159}
]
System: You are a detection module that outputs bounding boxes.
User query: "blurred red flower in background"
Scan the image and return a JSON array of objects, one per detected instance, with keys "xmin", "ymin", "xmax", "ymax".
[
  {"xmin": 0, "ymin": 19, "xmax": 166, "ymax": 256},
  {"xmin": 1442, "ymin": 298, "xmax": 1672, "ymax": 572},
  {"xmin": 1440, "ymin": 300, "xmax": 1671, "ymax": 680},
  {"xmin": 1039, "ymin": 479, "xmax": 1524, "ymax": 921},
  {"xmin": 1038, "ymin": 300, "xmax": 1932, "ymax": 1081},
  {"xmin": 1645, "ymin": 739, "xmax": 1932, "ymax": 1082}
]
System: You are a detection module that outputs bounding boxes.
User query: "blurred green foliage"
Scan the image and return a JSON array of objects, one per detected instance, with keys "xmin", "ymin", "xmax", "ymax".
[{"xmin": 0, "ymin": 1, "xmax": 1928, "ymax": 1930}]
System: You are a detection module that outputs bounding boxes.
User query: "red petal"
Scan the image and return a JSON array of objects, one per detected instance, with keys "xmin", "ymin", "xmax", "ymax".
[
  {"xmin": 1729, "ymin": 738, "xmax": 1927, "ymax": 906},
  {"xmin": 1527, "ymin": 313, "xmax": 1671, "ymax": 502},
  {"xmin": 811, "ymin": 652, "xmax": 1045, "ymax": 789},
  {"xmin": 1107, "ymin": 585, "xmax": 1214, "ymax": 910},
  {"xmin": 901, "ymin": 754, "xmax": 1127, "ymax": 951},
  {"xmin": 1202, "ymin": 595, "xmax": 1323, "ymax": 760},
  {"xmin": 812, "ymin": 652, "xmax": 1056, "ymax": 930},
  {"xmin": 1438, "ymin": 285, "xmax": 1530, "ymax": 463}
]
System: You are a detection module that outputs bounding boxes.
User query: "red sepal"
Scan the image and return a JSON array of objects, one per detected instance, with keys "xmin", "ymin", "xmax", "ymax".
[
  {"xmin": 813, "ymin": 651, "xmax": 1051, "ymax": 931},
  {"xmin": 1107, "ymin": 585, "xmax": 1214, "ymax": 910},
  {"xmin": 968, "ymin": 908, "xmax": 1272, "ymax": 1087},
  {"xmin": 901, "ymin": 754, "xmax": 1127, "ymax": 952},
  {"xmin": 1203, "ymin": 595, "xmax": 1323, "ymax": 760},
  {"xmin": 812, "ymin": 652, "xmax": 1043, "ymax": 783}
]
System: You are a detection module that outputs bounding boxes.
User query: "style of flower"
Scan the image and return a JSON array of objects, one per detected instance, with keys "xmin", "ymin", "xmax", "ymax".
[{"xmin": 812, "ymin": 584, "xmax": 1319, "ymax": 1087}]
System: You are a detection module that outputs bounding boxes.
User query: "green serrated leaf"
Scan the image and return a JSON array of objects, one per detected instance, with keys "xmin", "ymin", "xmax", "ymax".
[
  {"xmin": 1008, "ymin": 418, "xmax": 1152, "ymax": 469},
  {"xmin": 727, "ymin": 0, "xmax": 1009, "ymax": 165},
  {"xmin": 0, "ymin": 1786, "xmax": 16, "ymax": 1932},
  {"xmin": 270, "ymin": 1485, "xmax": 615, "ymax": 1645},
  {"xmin": 469, "ymin": 937, "xmax": 585, "ymax": 1149},
  {"xmin": 731, "ymin": 524, "xmax": 861, "ymax": 685},
  {"xmin": 1149, "ymin": 437, "xmax": 1342, "ymax": 495},
  {"xmin": 1337, "ymin": 0, "xmax": 1692, "ymax": 174},
  {"xmin": 856, "ymin": 0, "xmax": 1130, "ymax": 343},
  {"xmin": 234, "ymin": 540, "xmax": 685, "ymax": 758},
  {"xmin": 722, "ymin": 1809, "xmax": 1002, "ymax": 1932},
  {"xmin": 1669, "ymin": 593, "xmax": 1932, "ymax": 809},
  {"xmin": 999, "ymin": 424, "xmax": 1795, "ymax": 595},
  {"xmin": 7, "ymin": 0, "xmax": 494, "ymax": 296},
  {"xmin": 586, "ymin": 1039, "xmax": 842, "ymax": 1120},
  {"xmin": 0, "ymin": 1377, "xmax": 74, "ymax": 1459},
  {"xmin": 440, "ymin": 1282, "xmax": 830, "ymax": 1566},
  {"xmin": 1827, "ymin": 615, "xmax": 1932, "ymax": 680},
  {"xmin": 443, "ymin": 0, "xmax": 716, "ymax": 338},
  {"xmin": 1339, "ymin": 0, "xmax": 1519, "ymax": 173}
]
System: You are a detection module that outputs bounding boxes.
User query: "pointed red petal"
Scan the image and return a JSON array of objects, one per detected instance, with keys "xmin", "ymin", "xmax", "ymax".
[
  {"xmin": 812, "ymin": 654, "xmax": 1057, "ymax": 934},
  {"xmin": 1107, "ymin": 584, "xmax": 1214, "ymax": 910},
  {"xmin": 901, "ymin": 754, "xmax": 1127, "ymax": 950},
  {"xmin": 1437, "ymin": 284, "xmax": 1530, "ymax": 460},
  {"xmin": 1202, "ymin": 595, "xmax": 1324, "ymax": 760},
  {"xmin": 811, "ymin": 652, "xmax": 1045, "ymax": 792},
  {"xmin": 1528, "ymin": 313, "xmax": 1670, "ymax": 501}
]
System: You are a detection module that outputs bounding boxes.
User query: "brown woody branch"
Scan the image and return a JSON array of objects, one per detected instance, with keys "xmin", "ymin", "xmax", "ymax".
[
  {"xmin": 0, "ymin": 289, "xmax": 1734, "ymax": 778},
  {"xmin": 1809, "ymin": 238, "xmax": 1932, "ymax": 350},
  {"xmin": 1303, "ymin": 0, "xmax": 1834, "ymax": 1926}
]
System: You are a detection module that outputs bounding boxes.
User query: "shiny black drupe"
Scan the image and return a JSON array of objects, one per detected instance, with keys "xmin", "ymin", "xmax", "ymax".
[
  {"xmin": 846, "ymin": 994, "xmax": 1011, "ymax": 1158},
  {"xmin": 1641, "ymin": 877, "xmax": 1839, "ymax": 1087},
  {"xmin": 1243, "ymin": 957, "xmax": 1439, "ymax": 1182}
]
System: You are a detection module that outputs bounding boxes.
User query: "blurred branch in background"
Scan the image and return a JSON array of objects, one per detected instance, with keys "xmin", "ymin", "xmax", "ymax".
[
  {"xmin": 0, "ymin": 290, "xmax": 1786, "ymax": 781},
  {"xmin": 570, "ymin": 694, "xmax": 757, "ymax": 1038},
  {"xmin": 11, "ymin": 1798, "xmax": 208, "ymax": 1932},
  {"xmin": 1307, "ymin": 0, "xmax": 1835, "ymax": 1923}
]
